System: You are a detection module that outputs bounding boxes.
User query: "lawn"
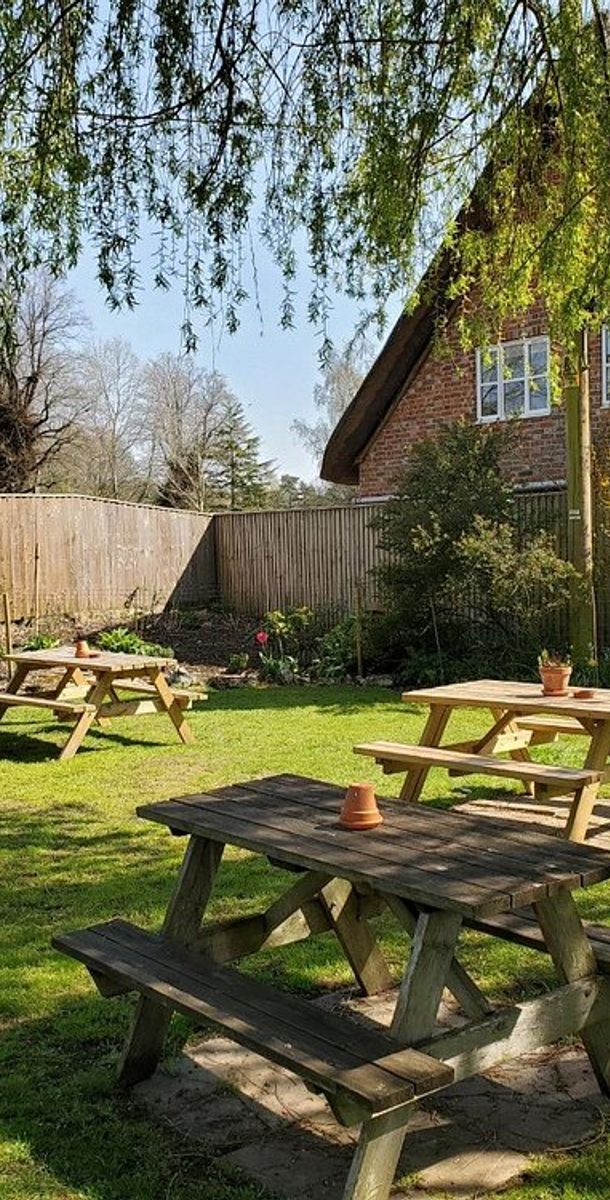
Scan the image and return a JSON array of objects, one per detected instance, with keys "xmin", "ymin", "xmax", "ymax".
[{"xmin": 2, "ymin": 685, "xmax": 610, "ymax": 1200}]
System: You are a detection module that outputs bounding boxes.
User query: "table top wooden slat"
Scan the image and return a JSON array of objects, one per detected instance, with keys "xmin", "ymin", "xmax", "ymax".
[
  {"xmin": 5, "ymin": 645, "xmax": 174, "ymax": 671},
  {"xmin": 239, "ymin": 775, "xmax": 608, "ymax": 885},
  {"xmin": 401, "ymin": 678, "xmax": 610, "ymax": 721},
  {"xmin": 137, "ymin": 776, "xmax": 610, "ymax": 918}
]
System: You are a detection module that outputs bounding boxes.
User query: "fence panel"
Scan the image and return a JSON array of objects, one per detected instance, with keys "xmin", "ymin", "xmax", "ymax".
[
  {"xmin": 213, "ymin": 504, "xmax": 388, "ymax": 618},
  {"xmin": 0, "ymin": 494, "xmax": 216, "ymax": 619}
]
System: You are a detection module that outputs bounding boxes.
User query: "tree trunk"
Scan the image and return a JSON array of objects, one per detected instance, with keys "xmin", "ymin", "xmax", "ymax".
[{"xmin": 564, "ymin": 327, "xmax": 596, "ymax": 663}]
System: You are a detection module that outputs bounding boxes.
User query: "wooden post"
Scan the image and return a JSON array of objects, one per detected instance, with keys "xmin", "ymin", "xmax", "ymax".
[
  {"xmin": 564, "ymin": 327, "xmax": 596, "ymax": 663},
  {"xmin": 33, "ymin": 541, "xmax": 40, "ymax": 635},
  {"xmin": 354, "ymin": 582, "xmax": 364, "ymax": 678},
  {"xmin": 2, "ymin": 591, "xmax": 12, "ymax": 658}
]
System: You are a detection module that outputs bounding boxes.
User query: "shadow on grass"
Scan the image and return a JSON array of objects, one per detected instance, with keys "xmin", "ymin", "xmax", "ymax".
[
  {"xmin": 0, "ymin": 994, "xmax": 269, "ymax": 1200},
  {"xmin": 0, "ymin": 721, "xmax": 174, "ymax": 763}
]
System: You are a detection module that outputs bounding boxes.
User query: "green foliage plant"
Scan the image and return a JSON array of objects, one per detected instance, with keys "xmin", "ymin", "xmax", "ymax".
[
  {"xmin": 228, "ymin": 652, "xmax": 249, "ymax": 672},
  {"xmin": 373, "ymin": 421, "xmax": 584, "ymax": 683},
  {"xmin": 20, "ymin": 633, "xmax": 60, "ymax": 651},
  {"xmin": 97, "ymin": 626, "xmax": 174, "ymax": 658}
]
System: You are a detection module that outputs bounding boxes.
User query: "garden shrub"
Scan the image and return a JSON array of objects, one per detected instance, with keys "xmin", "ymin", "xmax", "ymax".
[
  {"xmin": 372, "ymin": 420, "xmax": 583, "ymax": 684},
  {"xmin": 97, "ymin": 626, "xmax": 174, "ymax": 658},
  {"xmin": 21, "ymin": 633, "xmax": 59, "ymax": 650}
]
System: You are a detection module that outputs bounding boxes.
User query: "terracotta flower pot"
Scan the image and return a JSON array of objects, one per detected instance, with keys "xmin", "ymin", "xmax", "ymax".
[
  {"xmin": 339, "ymin": 782, "xmax": 383, "ymax": 830},
  {"xmin": 75, "ymin": 638, "xmax": 91, "ymax": 659},
  {"xmin": 539, "ymin": 664, "xmax": 572, "ymax": 697}
]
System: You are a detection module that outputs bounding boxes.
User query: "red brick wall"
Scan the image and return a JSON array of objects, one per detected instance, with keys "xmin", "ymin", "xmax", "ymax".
[{"xmin": 357, "ymin": 301, "xmax": 610, "ymax": 496}]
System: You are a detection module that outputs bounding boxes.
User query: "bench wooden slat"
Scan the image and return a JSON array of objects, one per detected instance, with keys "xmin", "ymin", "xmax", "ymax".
[
  {"xmin": 514, "ymin": 716, "xmax": 588, "ymax": 736},
  {"xmin": 0, "ymin": 692, "xmax": 95, "ymax": 714},
  {"xmin": 53, "ymin": 919, "xmax": 452, "ymax": 1112},
  {"xmin": 354, "ymin": 741, "xmax": 601, "ymax": 787},
  {"xmin": 465, "ymin": 909, "xmax": 610, "ymax": 966}
]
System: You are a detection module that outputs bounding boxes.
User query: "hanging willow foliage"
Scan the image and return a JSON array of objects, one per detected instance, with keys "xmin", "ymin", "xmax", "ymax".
[{"xmin": 1, "ymin": 2, "xmax": 610, "ymax": 347}]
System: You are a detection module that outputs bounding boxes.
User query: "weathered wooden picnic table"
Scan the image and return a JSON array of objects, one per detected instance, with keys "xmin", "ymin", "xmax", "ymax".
[
  {"xmin": 54, "ymin": 774, "xmax": 610, "ymax": 1200},
  {"xmin": 356, "ymin": 678, "xmax": 610, "ymax": 842},
  {"xmin": 0, "ymin": 645, "xmax": 201, "ymax": 759}
]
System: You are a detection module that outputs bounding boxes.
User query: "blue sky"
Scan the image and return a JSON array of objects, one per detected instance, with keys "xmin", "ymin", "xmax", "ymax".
[{"xmin": 69, "ymin": 235, "xmax": 397, "ymax": 483}]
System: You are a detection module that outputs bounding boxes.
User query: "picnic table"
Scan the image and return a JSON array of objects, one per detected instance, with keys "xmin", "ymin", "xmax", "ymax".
[
  {"xmin": 355, "ymin": 678, "xmax": 610, "ymax": 842},
  {"xmin": 54, "ymin": 774, "xmax": 610, "ymax": 1200},
  {"xmin": 0, "ymin": 645, "xmax": 202, "ymax": 759}
]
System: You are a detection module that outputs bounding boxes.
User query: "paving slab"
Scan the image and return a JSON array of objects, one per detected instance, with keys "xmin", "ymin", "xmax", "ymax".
[{"xmin": 134, "ymin": 983, "xmax": 608, "ymax": 1199}]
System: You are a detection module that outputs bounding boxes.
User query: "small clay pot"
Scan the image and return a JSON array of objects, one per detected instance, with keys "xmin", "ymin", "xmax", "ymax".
[
  {"xmin": 339, "ymin": 783, "xmax": 383, "ymax": 830},
  {"xmin": 574, "ymin": 688, "xmax": 596, "ymax": 700},
  {"xmin": 539, "ymin": 664, "xmax": 572, "ymax": 697},
  {"xmin": 74, "ymin": 638, "xmax": 91, "ymax": 659}
]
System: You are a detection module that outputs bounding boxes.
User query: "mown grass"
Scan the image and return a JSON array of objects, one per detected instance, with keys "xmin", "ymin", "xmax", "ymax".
[{"xmin": 1, "ymin": 685, "xmax": 610, "ymax": 1200}]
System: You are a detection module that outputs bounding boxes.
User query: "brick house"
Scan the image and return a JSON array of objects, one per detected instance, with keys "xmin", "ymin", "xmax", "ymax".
[{"xmin": 321, "ymin": 284, "xmax": 610, "ymax": 499}]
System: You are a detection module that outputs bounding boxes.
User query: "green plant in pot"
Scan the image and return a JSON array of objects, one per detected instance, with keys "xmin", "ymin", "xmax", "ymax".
[{"xmin": 538, "ymin": 649, "xmax": 572, "ymax": 697}]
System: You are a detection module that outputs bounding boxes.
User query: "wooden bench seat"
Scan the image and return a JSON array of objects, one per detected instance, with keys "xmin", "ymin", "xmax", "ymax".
[
  {"xmin": 0, "ymin": 692, "xmax": 95, "ymax": 715},
  {"xmin": 514, "ymin": 715, "xmax": 589, "ymax": 737},
  {"xmin": 467, "ymin": 910, "xmax": 610, "ymax": 969},
  {"xmin": 53, "ymin": 918, "xmax": 453, "ymax": 1118},
  {"xmin": 354, "ymin": 740, "xmax": 601, "ymax": 790}
]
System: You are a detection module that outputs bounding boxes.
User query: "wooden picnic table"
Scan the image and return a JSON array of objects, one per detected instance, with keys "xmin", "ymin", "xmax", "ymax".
[
  {"xmin": 54, "ymin": 774, "xmax": 610, "ymax": 1200},
  {"xmin": 355, "ymin": 678, "xmax": 610, "ymax": 842},
  {"xmin": 0, "ymin": 645, "xmax": 201, "ymax": 759}
]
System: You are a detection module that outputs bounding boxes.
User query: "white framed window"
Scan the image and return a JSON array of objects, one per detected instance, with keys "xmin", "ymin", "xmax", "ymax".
[
  {"xmin": 476, "ymin": 336, "xmax": 550, "ymax": 422},
  {"xmin": 602, "ymin": 326, "xmax": 610, "ymax": 407}
]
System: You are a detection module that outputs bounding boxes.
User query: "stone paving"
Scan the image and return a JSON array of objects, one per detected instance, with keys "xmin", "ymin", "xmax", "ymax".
[
  {"xmin": 134, "ymin": 985, "xmax": 609, "ymax": 1199},
  {"xmin": 134, "ymin": 785, "xmax": 610, "ymax": 1198}
]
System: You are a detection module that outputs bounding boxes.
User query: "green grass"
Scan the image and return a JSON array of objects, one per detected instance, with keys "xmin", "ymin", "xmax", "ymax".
[{"xmin": 1, "ymin": 686, "xmax": 610, "ymax": 1200}]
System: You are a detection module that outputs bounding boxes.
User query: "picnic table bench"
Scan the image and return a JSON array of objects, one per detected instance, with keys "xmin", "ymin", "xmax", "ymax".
[
  {"xmin": 355, "ymin": 678, "xmax": 610, "ymax": 841},
  {"xmin": 1, "ymin": 646, "xmax": 205, "ymax": 759},
  {"xmin": 54, "ymin": 774, "xmax": 610, "ymax": 1200}
]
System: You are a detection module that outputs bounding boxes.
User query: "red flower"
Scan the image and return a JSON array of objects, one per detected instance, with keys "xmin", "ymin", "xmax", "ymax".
[{"xmin": 255, "ymin": 630, "xmax": 269, "ymax": 646}]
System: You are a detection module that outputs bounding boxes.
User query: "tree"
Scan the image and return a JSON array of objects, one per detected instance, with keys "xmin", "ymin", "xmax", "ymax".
[
  {"xmin": 3, "ymin": 4, "xmax": 610, "ymax": 354},
  {"xmin": 0, "ymin": 272, "xmax": 86, "ymax": 491},
  {"xmin": 146, "ymin": 357, "xmax": 274, "ymax": 510},
  {"xmin": 66, "ymin": 338, "xmax": 149, "ymax": 500},
  {"xmin": 210, "ymin": 398, "xmax": 275, "ymax": 510},
  {"xmin": 293, "ymin": 343, "xmax": 367, "ymax": 469}
]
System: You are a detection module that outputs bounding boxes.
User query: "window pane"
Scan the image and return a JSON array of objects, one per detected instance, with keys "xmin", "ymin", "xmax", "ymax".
[
  {"xmin": 480, "ymin": 383, "xmax": 499, "ymax": 417},
  {"xmin": 528, "ymin": 338, "xmax": 548, "ymax": 376},
  {"xmin": 480, "ymin": 347, "xmax": 498, "ymax": 384},
  {"xmin": 504, "ymin": 379, "xmax": 525, "ymax": 416},
  {"xmin": 528, "ymin": 377, "xmax": 549, "ymax": 412},
  {"xmin": 503, "ymin": 342, "xmax": 524, "ymax": 380}
]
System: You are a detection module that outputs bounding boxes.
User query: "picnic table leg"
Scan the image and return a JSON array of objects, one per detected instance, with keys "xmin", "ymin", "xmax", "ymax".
[
  {"xmin": 57, "ymin": 672, "xmax": 113, "ymax": 761},
  {"xmin": 390, "ymin": 908, "xmax": 464, "ymax": 1042},
  {"xmin": 344, "ymin": 907, "xmax": 463, "ymax": 1200},
  {"xmin": 147, "ymin": 667, "xmax": 196, "ymax": 745},
  {"xmin": 118, "ymin": 836, "xmax": 224, "ymax": 1086},
  {"xmin": 342, "ymin": 1108, "xmax": 416, "ymax": 1200},
  {"xmin": 490, "ymin": 706, "xmax": 535, "ymax": 797},
  {"xmin": 0, "ymin": 663, "xmax": 31, "ymax": 719},
  {"xmin": 564, "ymin": 720, "xmax": 610, "ymax": 842},
  {"xmin": 385, "ymin": 894, "xmax": 492, "ymax": 1020},
  {"xmin": 399, "ymin": 704, "xmax": 451, "ymax": 803},
  {"xmin": 51, "ymin": 665, "xmax": 90, "ymax": 700},
  {"xmin": 534, "ymin": 889, "xmax": 610, "ymax": 1094},
  {"xmin": 319, "ymin": 878, "xmax": 393, "ymax": 995}
]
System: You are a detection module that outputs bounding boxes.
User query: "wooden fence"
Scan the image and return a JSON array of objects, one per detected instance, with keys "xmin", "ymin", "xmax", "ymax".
[
  {"xmin": 3, "ymin": 488, "xmax": 609, "ymax": 649},
  {"xmin": 0, "ymin": 494, "xmax": 216, "ymax": 619}
]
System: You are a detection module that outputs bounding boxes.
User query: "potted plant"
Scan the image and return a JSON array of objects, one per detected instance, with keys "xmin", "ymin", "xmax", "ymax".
[{"xmin": 538, "ymin": 649, "xmax": 572, "ymax": 696}]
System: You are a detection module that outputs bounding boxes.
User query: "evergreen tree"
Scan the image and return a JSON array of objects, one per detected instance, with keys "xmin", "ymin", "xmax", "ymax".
[{"xmin": 210, "ymin": 399, "xmax": 275, "ymax": 510}]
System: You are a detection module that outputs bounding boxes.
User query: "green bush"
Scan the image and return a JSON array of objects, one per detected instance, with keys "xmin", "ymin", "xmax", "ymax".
[
  {"xmin": 312, "ymin": 618, "xmax": 358, "ymax": 681},
  {"xmin": 97, "ymin": 626, "xmax": 174, "ymax": 658},
  {"xmin": 371, "ymin": 421, "xmax": 582, "ymax": 683},
  {"xmin": 21, "ymin": 633, "xmax": 59, "ymax": 651}
]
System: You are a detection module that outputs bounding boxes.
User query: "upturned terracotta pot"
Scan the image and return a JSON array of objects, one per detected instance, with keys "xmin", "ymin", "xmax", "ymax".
[
  {"xmin": 539, "ymin": 664, "xmax": 572, "ymax": 697},
  {"xmin": 75, "ymin": 638, "xmax": 91, "ymax": 659},
  {"xmin": 339, "ymin": 782, "xmax": 383, "ymax": 830}
]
